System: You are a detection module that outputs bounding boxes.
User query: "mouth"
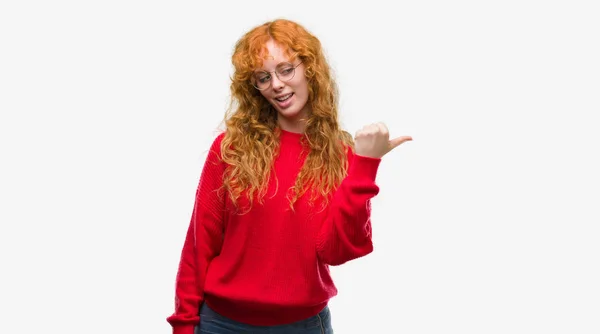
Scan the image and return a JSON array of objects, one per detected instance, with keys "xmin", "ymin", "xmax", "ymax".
[{"xmin": 275, "ymin": 93, "xmax": 293, "ymax": 102}]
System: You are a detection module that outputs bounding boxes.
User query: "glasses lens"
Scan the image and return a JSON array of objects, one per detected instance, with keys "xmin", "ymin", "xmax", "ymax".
[
  {"xmin": 276, "ymin": 63, "xmax": 295, "ymax": 81},
  {"xmin": 253, "ymin": 72, "xmax": 271, "ymax": 90},
  {"xmin": 251, "ymin": 62, "xmax": 298, "ymax": 90}
]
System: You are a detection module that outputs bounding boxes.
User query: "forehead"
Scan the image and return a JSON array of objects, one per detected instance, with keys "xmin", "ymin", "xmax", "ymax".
[{"xmin": 257, "ymin": 40, "xmax": 295, "ymax": 70}]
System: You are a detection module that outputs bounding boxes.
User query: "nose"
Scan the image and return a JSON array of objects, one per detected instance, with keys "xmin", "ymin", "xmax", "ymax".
[{"xmin": 270, "ymin": 74, "xmax": 285, "ymax": 91}]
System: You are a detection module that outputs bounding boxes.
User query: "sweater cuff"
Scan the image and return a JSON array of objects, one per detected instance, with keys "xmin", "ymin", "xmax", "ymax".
[
  {"xmin": 173, "ymin": 325, "xmax": 195, "ymax": 334},
  {"xmin": 348, "ymin": 154, "xmax": 381, "ymax": 182}
]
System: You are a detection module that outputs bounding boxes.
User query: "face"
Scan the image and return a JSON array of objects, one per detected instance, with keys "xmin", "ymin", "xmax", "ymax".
[{"xmin": 254, "ymin": 40, "xmax": 310, "ymax": 133}]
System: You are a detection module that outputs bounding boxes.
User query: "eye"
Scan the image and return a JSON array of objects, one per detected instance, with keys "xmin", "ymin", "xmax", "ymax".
[
  {"xmin": 279, "ymin": 68, "xmax": 294, "ymax": 75},
  {"xmin": 257, "ymin": 74, "xmax": 271, "ymax": 83}
]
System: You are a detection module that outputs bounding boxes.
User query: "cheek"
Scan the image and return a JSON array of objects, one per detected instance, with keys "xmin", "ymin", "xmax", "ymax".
[
  {"xmin": 294, "ymin": 78, "xmax": 309, "ymax": 96},
  {"xmin": 300, "ymin": 84, "xmax": 310, "ymax": 102},
  {"xmin": 259, "ymin": 91, "xmax": 271, "ymax": 100}
]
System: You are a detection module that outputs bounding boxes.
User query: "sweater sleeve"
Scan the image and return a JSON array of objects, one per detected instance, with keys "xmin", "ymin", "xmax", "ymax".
[
  {"xmin": 316, "ymin": 148, "xmax": 381, "ymax": 266},
  {"xmin": 166, "ymin": 133, "xmax": 226, "ymax": 334}
]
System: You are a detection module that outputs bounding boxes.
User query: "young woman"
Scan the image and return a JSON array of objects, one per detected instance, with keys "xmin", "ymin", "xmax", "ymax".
[{"xmin": 166, "ymin": 19, "xmax": 412, "ymax": 334}]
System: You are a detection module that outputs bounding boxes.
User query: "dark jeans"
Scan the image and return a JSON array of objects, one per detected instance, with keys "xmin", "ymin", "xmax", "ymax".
[{"xmin": 195, "ymin": 302, "xmax": 334, "ymax": 334}]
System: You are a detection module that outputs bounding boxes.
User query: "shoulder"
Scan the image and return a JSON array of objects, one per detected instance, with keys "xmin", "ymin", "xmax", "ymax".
[
  {"xmin": 209, "ymin": 131, "xmax": 226, "ymax": 150},
  {"xmin": 204, "ymin": 131, "xmax": 226, "ymax": 163}
]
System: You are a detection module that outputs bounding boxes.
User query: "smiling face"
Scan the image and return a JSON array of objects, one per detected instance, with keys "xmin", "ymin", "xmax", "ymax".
[{"xmin": 254, "ymin": 40, "xmax": 311, "ymax": 133}]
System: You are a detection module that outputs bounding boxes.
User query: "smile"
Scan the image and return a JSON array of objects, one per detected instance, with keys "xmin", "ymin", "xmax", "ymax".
[{"xmin": 275, "ymin": 93, "xmax": 293, "ymax": 102}]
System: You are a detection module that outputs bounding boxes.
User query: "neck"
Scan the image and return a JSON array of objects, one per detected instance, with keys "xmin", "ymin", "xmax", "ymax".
[{"xmin": 277, "ymin": 105, "xmax": 310, "ymax": 134}]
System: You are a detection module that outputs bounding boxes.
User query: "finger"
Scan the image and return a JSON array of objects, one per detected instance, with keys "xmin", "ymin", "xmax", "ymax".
[
  {"xmin": 376, "ymin": 122, "xmax": 388, "ymax": 136},
  {"xmin": 389, "ymin": 136, "xmax": 413, "ymax": 149},
  {"xmin": 355, "ymin": 125, "xmax": 369, "ymax": 137},
  {"xmin": 364, "ymin": 124, "xmax": 377, "ymax": 135},
  {"xmin": 355, "ymin": 126, "xmax": 366, "ymax": 138}
]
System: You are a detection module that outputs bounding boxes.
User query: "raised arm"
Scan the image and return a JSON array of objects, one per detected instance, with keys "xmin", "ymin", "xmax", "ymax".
[
  {"xmin": 316, "ymin": 149, "xmax": 381, "ymax": 265},
  {"xmin": 316, "ymin": 123, "xmax": 412, "ymax": 265}
]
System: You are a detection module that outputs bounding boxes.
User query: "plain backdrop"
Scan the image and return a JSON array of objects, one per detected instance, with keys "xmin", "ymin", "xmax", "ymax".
[{"xmin": 1, "ymin": 0, "xmax": 599, "ymax": 333}]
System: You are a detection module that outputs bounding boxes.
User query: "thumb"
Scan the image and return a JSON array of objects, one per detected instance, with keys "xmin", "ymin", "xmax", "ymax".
[{"xmin": 389, "ymin": 136, "xmax": 413, "ymax": 149}]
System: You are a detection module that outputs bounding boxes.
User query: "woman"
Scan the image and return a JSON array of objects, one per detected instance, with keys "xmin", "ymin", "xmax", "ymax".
[{"xmin": 166, "ymin": 18, "xmax": 412, "ymax": 334}]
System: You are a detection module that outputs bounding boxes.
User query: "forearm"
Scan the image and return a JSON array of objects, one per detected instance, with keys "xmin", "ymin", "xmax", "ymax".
[{"xmin": 316, "ymin": 154, "xmax": 381, "ymax": 265}]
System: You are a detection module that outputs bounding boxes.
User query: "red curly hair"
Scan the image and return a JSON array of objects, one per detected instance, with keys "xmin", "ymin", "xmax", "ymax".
[{"xmin": 218, "ymin": 19, "xmax": 354, "ymax": 213}]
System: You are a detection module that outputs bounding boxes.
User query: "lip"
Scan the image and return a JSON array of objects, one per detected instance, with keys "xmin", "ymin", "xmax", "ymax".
[
  {"xmin": 273, "ymin": 92, "xmax": 294, "ymax": 108},
  {"xmin": 274, "ymin": 93, "xmax": 293, "ymax": 99}
]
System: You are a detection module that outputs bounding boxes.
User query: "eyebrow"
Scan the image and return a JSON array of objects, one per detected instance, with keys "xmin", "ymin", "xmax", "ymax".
[
  {"xmin": 255, "ymin": 60, "xmax": 297, "ymax": 73},
  {"xmin": 255, "ymin": 52, "xmax": 300, "ymax": 71}
]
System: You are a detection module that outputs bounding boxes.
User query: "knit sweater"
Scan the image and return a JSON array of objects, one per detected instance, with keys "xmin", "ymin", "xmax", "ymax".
[{"xmin": 166, "ymin": 129, "xmax": 381, "ymax": 334}]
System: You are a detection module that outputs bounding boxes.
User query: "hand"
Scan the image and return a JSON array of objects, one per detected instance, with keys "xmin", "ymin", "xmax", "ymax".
[{"xmin": 354, "ymin": 122, "xmax": 412, "ymax": 159}]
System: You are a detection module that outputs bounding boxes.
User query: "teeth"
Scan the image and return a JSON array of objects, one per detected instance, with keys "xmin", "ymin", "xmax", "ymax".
[{"xmin": 276, "ymin": 93, "xmax": 292, "ymax": 102}]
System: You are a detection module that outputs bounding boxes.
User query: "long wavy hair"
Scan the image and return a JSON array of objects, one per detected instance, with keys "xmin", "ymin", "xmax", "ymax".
[{"xmin": 219, "ymin": 19, "xmax": 354, "ymax": 213}]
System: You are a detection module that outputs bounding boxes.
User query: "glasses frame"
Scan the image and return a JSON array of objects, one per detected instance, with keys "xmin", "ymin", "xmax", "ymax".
[{"xmin": 251, "ymin": 59, "xmax": 303, "ymax": 91}]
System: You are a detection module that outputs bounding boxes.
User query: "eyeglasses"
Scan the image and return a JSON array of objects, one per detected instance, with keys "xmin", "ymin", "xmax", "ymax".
[{"xmin": 251, "ymin": 61, "xmax": 303, "ymax": 90}]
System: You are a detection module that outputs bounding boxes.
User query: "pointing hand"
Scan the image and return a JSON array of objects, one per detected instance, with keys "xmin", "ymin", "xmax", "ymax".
[{"xmin": 354, "ymin": 122, "xmax": 412, "ymax": 159}]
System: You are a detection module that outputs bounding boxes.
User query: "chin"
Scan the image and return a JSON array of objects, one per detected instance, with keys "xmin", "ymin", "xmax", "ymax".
[{"xmin": 277, "ymin": 108, "xmax": 303, "ymax": 119}]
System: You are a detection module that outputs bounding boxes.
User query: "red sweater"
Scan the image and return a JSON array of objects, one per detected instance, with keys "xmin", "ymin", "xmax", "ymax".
[{"xmin": 166, "ymin": 129, "xmax": 381, "ymax": 334}]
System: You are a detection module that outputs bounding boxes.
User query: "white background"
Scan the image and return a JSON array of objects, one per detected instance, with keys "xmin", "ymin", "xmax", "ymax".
[{"xmin": 1, "ymin": 0, "xmax": 599, "ymax": 333}]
